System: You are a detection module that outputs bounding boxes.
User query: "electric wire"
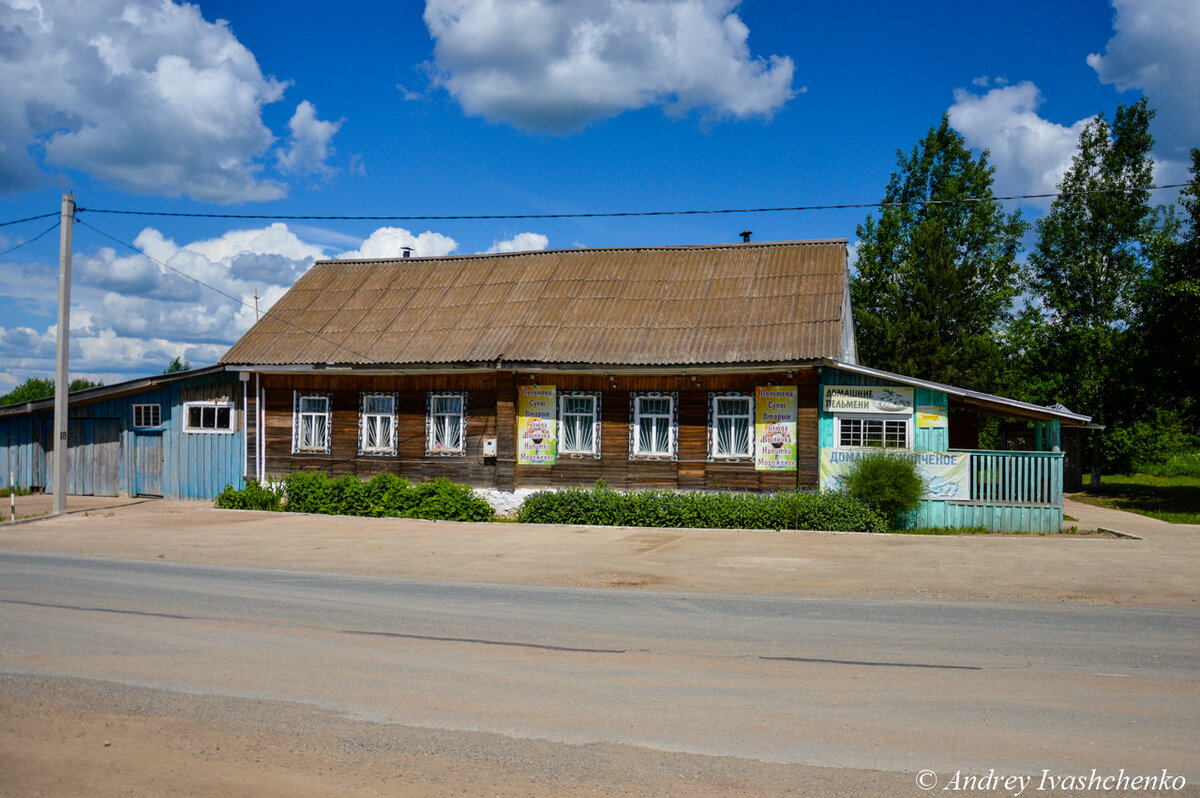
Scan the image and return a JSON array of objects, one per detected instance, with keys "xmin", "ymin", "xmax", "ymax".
[
  {"xmin": 0, "ymin": 182, "xmax": 1190, "ymax": 229},
  {"xmin": 0, "ymin": 221, "xmax": 61, "ymax": 258},
  {"xmin": 74, "ymin": 218, "xmax": 373, "ymax": 363},
  {"xmin": 70, "ymin": 183, "xmax": 1190, "ymax": 223},
  {"xmin": 0, "ymin": 211, "xmax": 60, "ymax": 228}
]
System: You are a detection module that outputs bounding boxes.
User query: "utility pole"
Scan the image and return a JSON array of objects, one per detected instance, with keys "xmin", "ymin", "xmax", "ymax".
[{"xmin": 52, "ymin": 194, "xmax": 74, "ymax": 515}]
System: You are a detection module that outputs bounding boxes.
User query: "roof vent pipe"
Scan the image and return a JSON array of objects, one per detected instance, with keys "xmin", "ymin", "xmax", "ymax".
[
  {"xmin": 740, "ymin": 230, "xmax": 752, "ymax": 242},
  {"xmin": 402, "ymin": 247, "xmax": 413, "ymax": 258}
]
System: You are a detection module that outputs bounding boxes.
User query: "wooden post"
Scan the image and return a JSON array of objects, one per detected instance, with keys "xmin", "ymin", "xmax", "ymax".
[
  {"xmin": 1090, "ymin": 429, "xmax": 1102, "ymax": 490},
  {"xmin": 495, "ymin": 370, "xmax": 516, "ymax": 491},
  {"xmin": 52, "ymin": 193, "xmax": 75, "ymax": 515}
]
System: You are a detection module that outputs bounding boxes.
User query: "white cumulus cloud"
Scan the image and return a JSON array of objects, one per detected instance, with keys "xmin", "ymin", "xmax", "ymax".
[
  {"xmin": 0, "ymin": 0, "xmax": 335, "ymax": 202},
  {"xmin": 1087, "ymin": 0, "xmax": 1200, "ymax": 159},
  {"xmin": 485, "ymin": 232, "xmax": 550, "ymax": 253},
  {"xmin": 277, "ymin": 101, "xmax": 342, "ymax": 177},
  {"xmin": 423, "ymin": 0, "xmax": 795, "ymax": 132},
  {"xmin": 337, "ymin": 227, "xmax": 460, "ymax": 260},
  {"xmin": 948, "ymin": 82, "xmax": 1092, "ymax": 205}
]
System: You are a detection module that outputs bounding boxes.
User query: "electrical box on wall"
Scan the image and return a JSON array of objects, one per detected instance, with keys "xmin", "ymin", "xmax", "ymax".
[{"xmin": 482, "ymin": 438, "xmax": 497, "ymax": 457}]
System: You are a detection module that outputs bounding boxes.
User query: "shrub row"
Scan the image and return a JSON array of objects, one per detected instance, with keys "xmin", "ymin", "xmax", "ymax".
[
  {"xmin": 515, "ymin": 485, "xmax": 887, "ymax": 533},
  {"xmin": 215, "ymin": 473, "xmax": 495, "ymax": 522}
]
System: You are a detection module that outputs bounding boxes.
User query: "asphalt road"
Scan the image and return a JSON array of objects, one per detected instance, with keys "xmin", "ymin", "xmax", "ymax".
[{"xmin": 2, "ymin": 551, "xmax": 1197, "ymax": 780}]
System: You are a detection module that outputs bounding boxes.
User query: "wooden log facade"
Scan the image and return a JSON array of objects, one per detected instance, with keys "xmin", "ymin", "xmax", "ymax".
[{"xmin": 252, "ymin": 369, "xmax": 819, "ymax": 492}]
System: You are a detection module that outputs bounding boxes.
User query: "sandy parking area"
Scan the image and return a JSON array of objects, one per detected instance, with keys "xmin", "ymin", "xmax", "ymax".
[{"xmin": 2, "ymin": 493, "xmax": 1197, "ymax": 606}]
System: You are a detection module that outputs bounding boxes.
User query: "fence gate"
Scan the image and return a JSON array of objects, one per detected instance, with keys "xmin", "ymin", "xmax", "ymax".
[{"xmin": 44, "ymin": 418, "xmax": 122, "ymax": 496}]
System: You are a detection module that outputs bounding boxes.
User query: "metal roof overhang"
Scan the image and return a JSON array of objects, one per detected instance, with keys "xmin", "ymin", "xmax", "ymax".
[
  {"xmin": 0, "ymin": 364, "xmax": 228, "ymax": 419},
  {"xmin": 820, "ymin": 359, "xmax": 1093, "ymax": 426}
]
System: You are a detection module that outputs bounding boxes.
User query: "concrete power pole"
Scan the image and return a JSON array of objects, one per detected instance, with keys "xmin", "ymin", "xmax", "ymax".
[{"xmin": 52, "ymin": 194, "xmax": 75, "ymax": 515}]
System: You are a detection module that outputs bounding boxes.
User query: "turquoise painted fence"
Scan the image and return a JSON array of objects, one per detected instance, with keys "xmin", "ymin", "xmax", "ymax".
[
  {"xmin": 958, "ymin": 449, "xmax": 1063, "ymax": 506},
  {"xmin": 910, "ymin": 450, "xmax": 1065, "ymax": 532}
]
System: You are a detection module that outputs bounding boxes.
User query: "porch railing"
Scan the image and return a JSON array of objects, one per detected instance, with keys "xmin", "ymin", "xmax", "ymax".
[{"xmin": 950, "ymin": 449, "xmax": 1064, "ymax": 506}]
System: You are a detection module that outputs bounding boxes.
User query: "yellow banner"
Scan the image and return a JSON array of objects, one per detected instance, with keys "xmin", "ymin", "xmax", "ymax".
[
  {"xmin": 755, "ymin": 386, "xmax": 797, "ymax": 471},
  {"xmin": 517, "ymin": 385, "xmax": 556, "ymax": 465}
]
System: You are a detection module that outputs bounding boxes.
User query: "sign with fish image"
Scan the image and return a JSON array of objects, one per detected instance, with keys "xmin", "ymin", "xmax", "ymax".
[{"xmin": 820, "ymin": 449, "xmax": 969, "ymax": 500}]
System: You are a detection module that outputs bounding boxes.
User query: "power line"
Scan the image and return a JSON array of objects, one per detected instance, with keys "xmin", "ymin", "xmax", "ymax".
[
  {"xmin": 0, "ymin": 211, "xmax": 59, "ymax": 228},
  {"xmin": 0, "ymin": 220, "xmax": 61, "ymax": 258},
  {"xmin": 74, "ymin": 218, "xmax": 374, "ymax": 363},
  {"xmin": 70, "ymin": 183, "xmax": 1190, "ymax": 223},
  {"xmin": 1, "ymin": 182, "xmax": 1190, "ymax": 229}
]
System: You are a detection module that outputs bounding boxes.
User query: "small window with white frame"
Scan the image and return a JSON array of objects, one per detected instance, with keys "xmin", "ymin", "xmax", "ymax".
[
  {"xmin": 293, "ymin": 393, "xmax": 331, "ymax": 452},
  {"xmin": 709, "ymin": 394, "xmax": 752, "ymax": 459},
  {"xmin": 630, "ymin": 392, "xmax": 677, "ymax": 459},
  {"xmin": 426, "ymin": 392, "xmax": 466, "ymax": 455},
  {"xmin": 835, "ymin": 415, "xmax": 911, "ymax": 449},
  {"xmin": 182, "ymin": 401, "xmax": 234, "ymax": 433},
  {"xmin": 559, "ymin": 392, "xmax": 601, "ymax": 457},
  {"xmin": 359, "ymin": 392, "xmax": 397, "ymax": 455},
  {"xmin": 132, "ymin": 403, "xmax": 161, "ymax": 429}
]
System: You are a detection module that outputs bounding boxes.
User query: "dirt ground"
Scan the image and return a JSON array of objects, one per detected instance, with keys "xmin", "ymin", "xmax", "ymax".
[
  {"xmin": 2, "ymin": 493, "xmax": 1198, "ymax": 606},
  {"xmin": 3, "ymin": 496, "xmax": 1198, "ymax": 796}
]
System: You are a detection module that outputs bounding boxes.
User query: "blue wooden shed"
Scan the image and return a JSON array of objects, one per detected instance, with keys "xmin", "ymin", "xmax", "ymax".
[{"xmin": 0, "ymin": 366, "xmax": 246, "ymax": 500}]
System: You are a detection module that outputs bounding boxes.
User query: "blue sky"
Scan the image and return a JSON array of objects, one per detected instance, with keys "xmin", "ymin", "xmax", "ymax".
[{"xmin": 1, "ymin": 0, "xmax": 1197, "ymax": 391}]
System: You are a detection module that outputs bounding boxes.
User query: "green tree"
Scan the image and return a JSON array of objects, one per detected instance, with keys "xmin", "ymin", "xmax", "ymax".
[
  {"xmin": 1023, "ymin": 99, "xmax": 1156, "ymax": 431},
  {"xmin": 0, "ymin": 376, "xmax": 103, "ymax": 406},
  {"xmin": 1136, "ymin": 148, "xmax": 1200, "ymax": 425},
  {"xmin": 852, "ymin": 115, "xmax": 1028, "ymax": 390},
  {"xmin": 164, "ymin": 356, "xmax": 191, "ymax": 373}
]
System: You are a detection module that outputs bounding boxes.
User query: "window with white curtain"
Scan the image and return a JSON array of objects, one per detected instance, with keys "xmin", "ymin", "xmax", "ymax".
[
  {"xmin": 360, "ymin": 393, "xmax": 396, "ymax": 455},
  {"xmin": 559, "ymin": 393, "xmax": 599, "ymax": 455},
  {"xmin": 836, "ymin": 415, "xmax": 911, "ymax": 449},
  {"xmin": 711, "ymin": 395, "xmax": 752, "ymax": 458},
  {"xmin": 294, "ymin": 394, "xmax": 330, "ymax": 452},
  {"xmin": 427, "ymin": 393, "xmax": 465, "ymax": 454},
  {"xmin": 632, "ymin": 394, "xmax": 674, "ymax": 457}
]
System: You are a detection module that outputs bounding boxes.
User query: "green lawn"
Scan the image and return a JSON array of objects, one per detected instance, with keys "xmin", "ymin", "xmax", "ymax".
[{"xmin": 1073, "ymin": 473, "xmax": 1200, "ymax": 524}]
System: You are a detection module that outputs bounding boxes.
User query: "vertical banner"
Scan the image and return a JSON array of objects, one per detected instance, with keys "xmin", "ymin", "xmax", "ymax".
[
  {"xmin": 755, "ymin": 386, "xmax": 797, "ymax": 471},
  {"xmin": 517, "ymin": 385, "xmax": 557, "ymax": 465}
]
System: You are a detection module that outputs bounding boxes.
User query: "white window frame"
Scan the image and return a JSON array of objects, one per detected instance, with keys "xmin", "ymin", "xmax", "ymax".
[
  {"xmin": 426, "ymin": 392, "xmax": 467, "ymax": 456},
  {"xmin": 359, "ymin": 392, "xmax": 398, "ymax": 456},
  {"xmin": 558, "ymin": 392, "xmax": 601, "ymax": 458},
  {"xmin": 292, "ymin": 392, "xmax": 332, "ymax": 453},
  {"xmin": 834, "ymin": 414, "xmax": 912, "ymax": 450},
  {"xmin": 630, "ymin": 393, "xmax": 677, "ymax": 459},
  {"xmin": 709, "ymin": 394, "xmax": 753, "ymax": 459},
  {"xmin": 182, "ymin": 400, "xmax": 235, "ymax": 434},
  {"xmin": 132, "ymin": 403, "xmax": 161, "ymax": 429}
]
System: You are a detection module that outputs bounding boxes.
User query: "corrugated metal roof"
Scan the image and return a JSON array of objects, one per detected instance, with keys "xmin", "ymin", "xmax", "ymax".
[{"xmin": 220, "ymin": 239, "xmax": 850, "ymax": 367}]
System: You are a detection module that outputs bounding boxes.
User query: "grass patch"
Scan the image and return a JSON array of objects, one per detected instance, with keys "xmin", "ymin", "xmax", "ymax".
[
  {"xmin": 0, "ymin": 486, "xmax": 32, "ymax": 498},
  {"xmin": 1073, "ymin": 473, "xmax": 1200, "ymax": 524}
]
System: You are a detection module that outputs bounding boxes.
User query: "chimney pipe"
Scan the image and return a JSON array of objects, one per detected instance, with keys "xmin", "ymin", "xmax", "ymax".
[
  {"xmin": 740, "ymin": 230, "xmax": 752, "ymax": 243},
  {"xmin": 402, "ymin": 247, "xmax": 412, "ymax": 258}
]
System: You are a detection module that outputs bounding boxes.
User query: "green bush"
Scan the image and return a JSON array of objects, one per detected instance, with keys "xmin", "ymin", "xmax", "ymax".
[
  {"xmin": 1135, "ymin": 450, "xmax": 1200, "ymax": 479},
  {"xmin": 1105, "ymin": 407, "xmax": 1200, "ymax": 474},
  {"xmin": 215, "ymin": 479, "xmax": 281, "ymax": 511},
  {"xmin": 840, "ymin": 451, "xmax": 925, "ymax": 528},
  {"xmin": 515, "ymin": 485, "xmax": 886, "ymax": 533},
  {"xmin": 215, "ymin": 473, "xmax": 494, "ymax": 522}
]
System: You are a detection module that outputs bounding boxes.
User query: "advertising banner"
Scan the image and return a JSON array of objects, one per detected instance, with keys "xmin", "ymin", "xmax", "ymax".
[
  {"xmin": 820, "ymin": 449, "xmax": 969, "ymax": 500},
  {"xmin": 823, "ymin": 385, "xmax": 914, "ymax": 415},
  {"xmin": 517, "ymin": 385, "xmax": 556, "ymax": 465},
  {"xmin": 916, "ymin": 404, "xmax": 948, "ymax": 429},
  {"xmin": 755, "ymin": 386, "xmax": 797, "ymax": 472}
]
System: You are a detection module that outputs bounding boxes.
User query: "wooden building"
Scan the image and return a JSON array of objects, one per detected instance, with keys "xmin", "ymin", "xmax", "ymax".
[
  {"xmin": 220, "ymin": 240, "xmax": 1090, "ymax": 530},
  {"xmin": 0, "ymin": 366, "xmax": 246, "ymax": 500}
]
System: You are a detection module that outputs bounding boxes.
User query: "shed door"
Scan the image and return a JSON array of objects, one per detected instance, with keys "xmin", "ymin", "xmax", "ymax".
[
  {"xmin": 134, "ymin": 430, "xmax": 164, "ymax": 497},
  {"xmin": 44, "ymin": 419, "xmax": 122, "ymax": 496}
]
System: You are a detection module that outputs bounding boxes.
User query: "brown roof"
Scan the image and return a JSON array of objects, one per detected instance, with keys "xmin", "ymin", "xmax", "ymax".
[{"xmin": 220, "ymin": 240, "xmax": 851, "ymax": 368}]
